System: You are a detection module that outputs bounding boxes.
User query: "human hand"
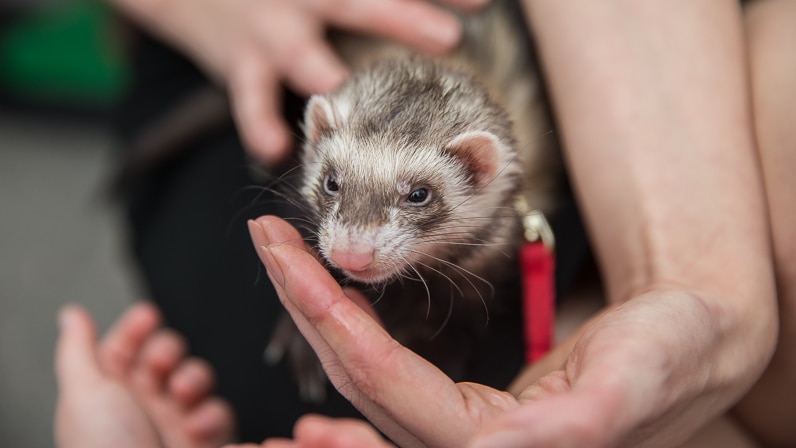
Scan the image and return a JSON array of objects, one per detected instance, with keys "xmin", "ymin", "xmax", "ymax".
[
  {"xmin": 54, "ymin": 303, "xmax": 234, "ymax": 448},
  {"xmin": 221, "ymin": 415, "xmax": 393, "ymax": 448},
  {"xmin": 249, "ymin": 215, "xmax": 517, "ymax": 446},
  {"xmin": 249, "ymin": 215, "xmax": 764, "ymax": 447},
  {"xmin": 113, "ymin": 0, "xmax": 489, "ymax": 163}
]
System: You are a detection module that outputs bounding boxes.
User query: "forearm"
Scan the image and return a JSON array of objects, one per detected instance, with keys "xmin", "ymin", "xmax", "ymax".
[
  {"xmin": 518, "ymin": 0, "xmax": 777, "ymax": 429},
  {"xmin": 523, "ymin": 0, "xmax": 773, "ymax": 311}
]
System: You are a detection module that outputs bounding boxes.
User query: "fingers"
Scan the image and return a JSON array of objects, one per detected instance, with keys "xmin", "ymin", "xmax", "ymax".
[
  {"xmin": 134, "ymin": 329, "xmax": 188, "ymax": 392},
  {"xmin": 230, "ymin": 3, "xmax": 349, "ymax": 163},
  {"xmin": 55, "ymin": 305, "xmax": 102, "ymax": 387},
  {"xmin": 249, "ymin": 216, "xmax": 396, "ymax": 355},
  {"xmin": 260, "ymin": 441, "xmax": 295, "ymax": 448},
  {"xmin": 307, "ymin": 0, "xmax": 463, "ymax": 55},
  {"xmin": 184, "ymin": 397, "xmax": 236, "ymax": 444},
  {"xmin": 474, "ymin": 293, "xmax": 713, "ymax": 447},
  {"xmin": 279, "ymin": 39, "xmax": 348, "ymax": 97},
  {"xmin": 229, "ymin": 56, "xmax": 293, "ymax": 163},
  {"xmin": 471, "ymin": 390, "xmax": 622, "ymax": 448},
  {"xmin": 99, "ymin": 301, "xmax": 161, "ymax": 378},
  {"xmin": 293, "ymin": 415, "xmax": 394, "ymax": 447},
  {"xmin": 260, "ymin": 415, "xmax": 395, "ymax": 448},
  {"xmin": 343, "ymin": 287, "xmax": 384, "ymax": 327},
  {"xmin": 169, "ymin": 358, "xmax": 216, "ymax": 408},
  {"xmin": 229, "ymin": 0, "xmax": 488, "ymax": 163},
  {"xmin": 256, "ymin": 6, "xmax": 349, "ymax": 95},
  {"xmin": 128, "ymin": 326, "xmax": 237, "ymax": 447},
  {"xmin": 248, "ymin": 216, "xmax": 477, "ymax": 446}
]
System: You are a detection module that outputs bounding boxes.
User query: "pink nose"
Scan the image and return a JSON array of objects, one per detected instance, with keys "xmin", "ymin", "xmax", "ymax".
[{"xmin": 331, "ymin": 250, "xmax": 375, "ymax": 272}]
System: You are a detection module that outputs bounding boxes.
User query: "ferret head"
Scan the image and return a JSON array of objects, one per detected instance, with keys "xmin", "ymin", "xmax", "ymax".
[{"xmin": 300, "ymin": 58, "xmax": 522, "ymax": 285}]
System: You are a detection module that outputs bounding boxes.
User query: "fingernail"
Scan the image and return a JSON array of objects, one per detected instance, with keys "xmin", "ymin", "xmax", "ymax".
[
  {"xmin": 256, "ymin": 216, "xmax": 297, "ymax": 245},
  {"xmin": 259, "ymin": 245, "xmax": 285, "ymax": 287}
]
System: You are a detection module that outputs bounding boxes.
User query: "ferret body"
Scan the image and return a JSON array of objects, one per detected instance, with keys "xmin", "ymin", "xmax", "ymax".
[
  {"xmin": 118, "ymin": 0, "xmax": 560, "ymax": 400},
  {"xmin": 290, "ymin": 0, "xmax": 559, "ymax": 388}
]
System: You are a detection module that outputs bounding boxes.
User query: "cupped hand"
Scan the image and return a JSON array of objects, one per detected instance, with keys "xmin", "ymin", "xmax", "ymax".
[
  {"xmin": 248, "ymin": 215, "xmax": 765, "ymax": 447},
  {"xmin": 248, "ymin": 215, "xmax": 518, "ymax": 446},
  {"xmin": 115, "ymin": 0, "xmax": 489, "ymax": 163}
]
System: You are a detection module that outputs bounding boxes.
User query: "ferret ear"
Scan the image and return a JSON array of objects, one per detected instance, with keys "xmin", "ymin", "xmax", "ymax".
[
  {"xmin": 303, "ymin": 95, "xmax": 339, "ymax": 144},
  {"xmin": 444, "ymin": 130, "xmax": 505, "ymax": 187}
]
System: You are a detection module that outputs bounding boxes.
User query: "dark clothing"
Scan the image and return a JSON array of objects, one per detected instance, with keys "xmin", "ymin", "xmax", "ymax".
[{"xmin": 114, "ymin": 33, "xmax": 365, "ymax": 442}]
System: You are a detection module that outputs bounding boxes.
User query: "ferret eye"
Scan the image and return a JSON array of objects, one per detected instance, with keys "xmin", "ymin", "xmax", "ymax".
[
  {"xmin": 323, "ymin": 174, "xmax": 339, "ymax": 195},
  {"xmin": 406, "ymin": 188, "xmax": 431, "ymax": 206}
]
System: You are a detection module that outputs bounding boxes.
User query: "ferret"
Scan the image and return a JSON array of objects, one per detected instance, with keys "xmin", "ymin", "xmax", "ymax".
[
  {"xmin": 112, "ymin": 0, "xmax": 559, "ymax": 403},
  {"xmin": 266, "ymin": 0, "xmax": 560, "ymax": 402}
]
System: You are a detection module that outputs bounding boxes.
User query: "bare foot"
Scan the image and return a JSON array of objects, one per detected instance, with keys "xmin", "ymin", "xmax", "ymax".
[{"xmin": 55, "ymin": 303, "xmax": 235, "ymax": 448}]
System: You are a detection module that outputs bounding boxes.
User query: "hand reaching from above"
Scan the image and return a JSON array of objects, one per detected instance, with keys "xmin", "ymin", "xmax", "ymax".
[{"xmin": 110, "ymin": 0, "xmax": 489, "ymax": 162}]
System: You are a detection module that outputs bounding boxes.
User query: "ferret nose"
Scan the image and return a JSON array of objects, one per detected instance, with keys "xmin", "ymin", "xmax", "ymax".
[{"xmin": 331, "ymin": 250, "xmax": 375, "ymax": 272}]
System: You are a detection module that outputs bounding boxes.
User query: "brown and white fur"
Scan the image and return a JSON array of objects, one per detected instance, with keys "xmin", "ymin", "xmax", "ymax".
[
  {"xmin": 266, "ymin": 0, "xmax": 560, "ymax": 402},
  {"xmin": 301, "ymin": 57, "xmax": 524, "ymax": 287}
]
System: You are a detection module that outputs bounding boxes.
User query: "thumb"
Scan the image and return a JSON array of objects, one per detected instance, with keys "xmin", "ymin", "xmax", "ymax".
[{"xmin": 55, "ymin": 305, "xmax": 102, "ymax": 388}]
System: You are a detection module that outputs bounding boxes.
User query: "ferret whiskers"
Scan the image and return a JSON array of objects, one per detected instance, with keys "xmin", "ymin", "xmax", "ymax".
[
  {"xmin": 413, "ymin": 259, "xmax": 466, "ymax": 300},
  {"xmin": 407, "ymin": 249, "xmax": 493, "ymax": 324},
  {"xmin": 403, "ymin": 258, "xmax": 433, "ymax": 320},
  {"xmin": 429, "ymin": 288, "xmax": 455, "ymax": 341}
]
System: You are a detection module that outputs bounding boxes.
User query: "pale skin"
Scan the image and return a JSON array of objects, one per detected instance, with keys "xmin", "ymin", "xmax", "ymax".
[
  {"xmin": 733, "ymin": 0, "xmax": 796, "ymax": 446},
  {"xmin": 60, "ymin": 0, "xmax": 791, "ymax": 446},
  {"xmin": 55, "ymin": 303, "xmax": 235, "ymax": 448},
  {"xmin": 107, "ymin": 0, "xmax": 489, "ymax": 162}
]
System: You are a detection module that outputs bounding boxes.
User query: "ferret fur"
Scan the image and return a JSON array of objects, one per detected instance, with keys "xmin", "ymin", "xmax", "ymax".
[{"xmin": 278, "ymin": 0, "xmax": 560, "ymax": 399}]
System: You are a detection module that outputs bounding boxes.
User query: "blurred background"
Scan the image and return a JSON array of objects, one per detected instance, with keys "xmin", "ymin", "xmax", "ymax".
[{"xmin": 0, "ymin": 0, "xmax": 142, "ymax": 445}]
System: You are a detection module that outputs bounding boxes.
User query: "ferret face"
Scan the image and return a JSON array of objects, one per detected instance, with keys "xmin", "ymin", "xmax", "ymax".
[
  {"xmin": 299, "ymin": 59, "xmax": 522, "ymax": 285},
  {"xmin": 304, "ymin": 134, "xmax": 474, "ymax": 283}
]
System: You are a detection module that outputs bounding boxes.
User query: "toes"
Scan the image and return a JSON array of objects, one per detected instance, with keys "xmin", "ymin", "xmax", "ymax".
[
  {"xmin": 185, "ymin": 397, "xmax": 236, "ymax": 446},
  {"xmin": 169, "ymin": 358, "xmax": 215, "ymax": 408},
  {"xmin": 99, "ymin": 302, "xmax": 161, "ymax": 377}
]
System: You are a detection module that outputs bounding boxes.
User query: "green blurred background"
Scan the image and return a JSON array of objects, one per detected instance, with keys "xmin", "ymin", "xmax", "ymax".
[{"xmin": 0, "ymin": 0, "xmax": 129, "ymax": 111}]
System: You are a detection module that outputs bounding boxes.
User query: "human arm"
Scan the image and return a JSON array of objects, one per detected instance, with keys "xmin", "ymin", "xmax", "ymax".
[
  {"xmin": 479, "ymin": 0, "xmax": 776, "ymax": 444},
  {"xmin": 105, "ymin": 0, "xmax": 487, "ymax": 162}
]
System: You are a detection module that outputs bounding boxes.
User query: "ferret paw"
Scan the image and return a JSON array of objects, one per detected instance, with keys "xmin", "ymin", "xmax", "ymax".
[{"xmin": 264, "ymin": 311, "xmax": 329, "ymax": 404}]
